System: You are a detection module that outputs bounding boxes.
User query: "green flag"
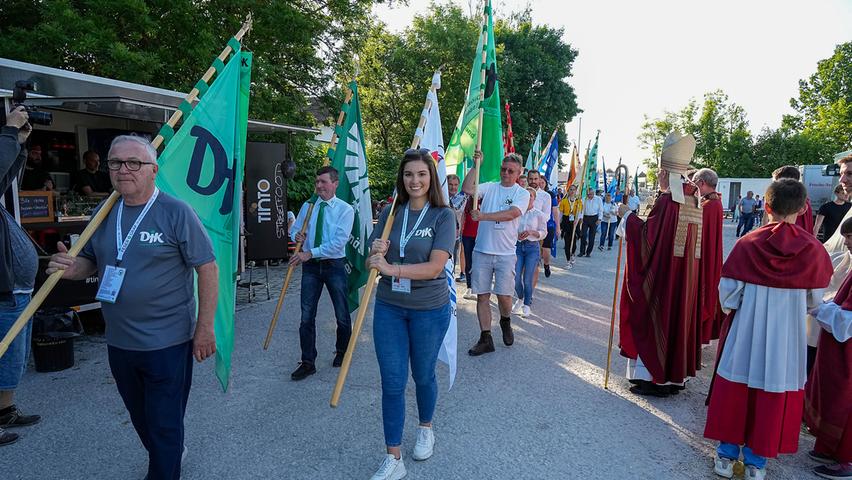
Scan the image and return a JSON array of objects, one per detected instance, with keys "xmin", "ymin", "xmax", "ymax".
[
  {"xmin": 525, "ymin": 127, "xmax": 542, "ymax": 171},
  {"xmin": 155, "ymin": 48, "xmax": 251, "ymax": 392},
  {"xmin": 445, "ymin": 0, "xmax": 503, "ymax": 182},
  {"xmin": 582, "ymin": 132, "xmax": 600, "ymax": 198},
  {"xmin": 328, "ymin": 81, "xmax": 374, "ymax": 312}
]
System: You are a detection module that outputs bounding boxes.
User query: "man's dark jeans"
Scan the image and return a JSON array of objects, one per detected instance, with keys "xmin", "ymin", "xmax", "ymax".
[
  {"xmin": 461, "ymin": 236, "xmax": 476, "ymax": 289},
  {"xmin": 108, "ymin": 341, "xmax": 193, "ymax": 480},
  {"xmin": 299, "ymin": 258, "xmax": 351, "ymax": 365},
  {"xmin": 580, "ymin": 215, "xmax": 599, "ymax": 256},
  {"xmin": 737, "ymin": 212, "xmax": 755, "ymax": 237}
]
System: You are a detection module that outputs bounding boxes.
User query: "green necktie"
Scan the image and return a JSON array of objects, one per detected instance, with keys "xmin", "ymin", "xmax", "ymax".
[{"xmin": 313, "ymin": 201, "xmax": 327, "ymax": 247}]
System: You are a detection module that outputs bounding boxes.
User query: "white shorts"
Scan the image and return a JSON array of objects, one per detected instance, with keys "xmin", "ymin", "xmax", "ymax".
[{"xmin": 470, "ymin": 251, "xmax": 516, "ymax": 296}]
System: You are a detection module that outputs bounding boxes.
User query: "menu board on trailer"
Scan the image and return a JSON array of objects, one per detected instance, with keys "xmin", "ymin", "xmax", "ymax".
[{"xmin": 18, "ymin": 190, "xmax": 54, "ymax": 223}]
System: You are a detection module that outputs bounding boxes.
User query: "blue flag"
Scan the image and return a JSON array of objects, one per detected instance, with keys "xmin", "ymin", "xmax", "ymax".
[{"xmin": 542, "ymin": 135, "xmax": 559, "ymax": 188}]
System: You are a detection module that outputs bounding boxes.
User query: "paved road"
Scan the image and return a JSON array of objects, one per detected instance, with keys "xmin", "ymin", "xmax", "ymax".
[{"xmin": 6, "ymin": 220, "xmax": 818, "ymax": 479}]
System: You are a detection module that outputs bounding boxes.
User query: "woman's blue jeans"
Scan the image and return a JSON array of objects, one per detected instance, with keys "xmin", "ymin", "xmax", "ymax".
[
  {"xmin": 373, "ymin": 299, "xmax": 451, "ymax": 447},
  {"xmin": 514, "ymin": 240, "xmax": 540, "ymax": 306}
]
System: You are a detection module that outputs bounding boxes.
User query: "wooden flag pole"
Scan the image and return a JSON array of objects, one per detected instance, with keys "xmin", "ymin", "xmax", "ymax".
[
  {"xmin": 471, "ymin": 3, "xmax": 489, "ymax": 212},
  {"xmin": 263, "ymin": 87, "xmax": 353, "ymax": 350},
  {"xmin": 0, "ymin": 15, "xmax": 254, "ymax": 360},
  {"xmin": 330, "ymin": 69, "xmax": 442, "ymax": 408},
  {"xmin": 567, "ymin": 143, "xmax": 590, "ymax": 266},
  {"xmin": 604, "ymin": 236, "xmax": 624, "ymax": 389}
]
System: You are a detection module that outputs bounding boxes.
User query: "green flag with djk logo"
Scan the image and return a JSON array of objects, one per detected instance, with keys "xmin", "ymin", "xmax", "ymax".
[
  {"xmin": 155, "ymin": 47, "xmax": 251, "ymax": 392},
  {"xmin": 328, "ymin": 81, "xmax": 374, "ymax": 312}
]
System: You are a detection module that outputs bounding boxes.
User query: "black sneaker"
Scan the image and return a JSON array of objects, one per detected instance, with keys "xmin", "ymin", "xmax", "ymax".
[
  {"xmin": 499, "ymin": 318, "xmax": 514, "ymax": 346},
  {"xmin": 598, "ymin": 246, "xmax": 604, "ymax": 251},
  {"xmin": 543, "ymin": 264, "xmax": 551, "ymax": 278},
  {"xmin": 468, "ymin": 332, "xmax": 495, "ymax": 356},
  {"xmin": 455, "ymin": 274, "xmax": 465, "ymax": 282},
  {"xmin": 0, "ymin": 427, "xmax": 18, "ymax": 446},
  {"xmin": 809, "ymin": 450, "xmax": 836, "ymax": 464},
  {"xmin": 0, "ymin": 405, "xmax": 40, "ymax": 428},
  {"xmin": 813, "ymin": 463, "xmax": 852, "ymax": 479},
  {"xmin": 290, "ymin": 363, "xmax": 317, "ymax": 381},
  {"xmin": 332, "ymin": 352, "xmax": 345, "ymax": 368}
]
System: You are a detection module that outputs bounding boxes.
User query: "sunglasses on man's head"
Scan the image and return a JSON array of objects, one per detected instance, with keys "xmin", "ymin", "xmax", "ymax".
[{"xmin": 404, "ymin": 148, "xmax": 431, "ymax": 156}]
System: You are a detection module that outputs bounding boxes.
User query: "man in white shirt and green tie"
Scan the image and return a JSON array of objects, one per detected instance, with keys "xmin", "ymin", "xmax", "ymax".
[{"xmin": 288, "ymin": 166, "xmax": 356, "ymax": 381}]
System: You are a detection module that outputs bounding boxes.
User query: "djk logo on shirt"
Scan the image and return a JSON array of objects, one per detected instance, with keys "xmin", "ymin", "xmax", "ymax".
[
  {"xmin": 414, "ymin": 227, "xmax": 433, "ymax": 238},
  {"xmin": 139, "ymin": 231, "xmax": 165, "ymax": 244}
]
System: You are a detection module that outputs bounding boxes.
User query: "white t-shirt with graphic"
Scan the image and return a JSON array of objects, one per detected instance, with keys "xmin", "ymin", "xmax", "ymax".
[{"xmin": 474, "ymin": 182, "xmax": 531, "ymax": 255}]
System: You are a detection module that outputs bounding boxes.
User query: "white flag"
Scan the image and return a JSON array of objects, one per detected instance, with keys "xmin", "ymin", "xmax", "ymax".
[{"xmin": 420, "ymin": 71, "xmax": 457, "ymax": 389}]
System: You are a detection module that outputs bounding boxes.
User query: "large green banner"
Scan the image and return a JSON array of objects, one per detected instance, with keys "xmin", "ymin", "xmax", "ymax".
[
  {"xmin": 328, "ymin": 81, "xmax": 374, "ymax": 312},
  {"xmin": 155, "ymin": 49, "xmax": 251, "ymax": 392}
]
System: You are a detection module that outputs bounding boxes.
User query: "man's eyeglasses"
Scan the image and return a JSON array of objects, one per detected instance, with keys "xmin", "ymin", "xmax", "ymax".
[
  {"xmin": 501, "ymin": 167, "xmax": 518, "ymax": 174},
  {"xmin": 107, "ymin": 159, "xmax": 156, "ymax": 171}
]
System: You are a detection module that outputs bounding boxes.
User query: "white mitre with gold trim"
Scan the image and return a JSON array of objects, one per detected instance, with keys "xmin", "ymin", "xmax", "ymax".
[{"xmin": 660, "ymin": 131, "xmax": 696, "ymax": 204}]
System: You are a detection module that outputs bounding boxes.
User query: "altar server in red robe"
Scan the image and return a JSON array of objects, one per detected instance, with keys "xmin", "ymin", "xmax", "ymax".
[
  {"xmin": 704, "ymin": 179, "xmax": 833, "ymax": 480},
  {"xmin": 805, "ymin": 216, "xmax": 852, "ymax": 480}
]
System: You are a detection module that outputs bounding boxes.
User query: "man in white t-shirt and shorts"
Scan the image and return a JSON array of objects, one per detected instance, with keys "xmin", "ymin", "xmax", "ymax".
[{"xmin": 462, "ymin": 151, "xmax": 530, "ymax": 356}]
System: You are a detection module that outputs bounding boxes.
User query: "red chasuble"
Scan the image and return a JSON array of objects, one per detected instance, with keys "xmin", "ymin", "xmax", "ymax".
[
  {"xmin": 699, "ymin": 193, "xmax": 724, "ymax": 344},
  {"xmin": 619, "ymin": 188, "xmax": 702, "ymax": 384},
  {"xmin": 806, "ymin": 272, "xmax": 852, "ymax": 463},
  {"xmin": 796, "ymin": 197, "xmax": 814, "ymax": 233},
  {"xmin": 704, "ymin": 222, "xmax": 832, "ymax": 458}
]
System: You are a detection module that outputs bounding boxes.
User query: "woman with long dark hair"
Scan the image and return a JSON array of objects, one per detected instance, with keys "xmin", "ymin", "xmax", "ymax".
[{"xmin": 365, "ymin": 149, "xmax": 456, "ymax": 480}]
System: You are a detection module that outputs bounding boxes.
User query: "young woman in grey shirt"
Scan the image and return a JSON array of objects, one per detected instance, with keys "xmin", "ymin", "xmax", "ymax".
[{"xmin": 365, "ymin": 149, "xmax": 455, "ymax": 480}]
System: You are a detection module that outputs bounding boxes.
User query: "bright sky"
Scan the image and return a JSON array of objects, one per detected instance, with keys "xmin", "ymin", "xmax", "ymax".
[{"xmin": 374, "ymin": 0, "xmax": 852, "ymax": 172}]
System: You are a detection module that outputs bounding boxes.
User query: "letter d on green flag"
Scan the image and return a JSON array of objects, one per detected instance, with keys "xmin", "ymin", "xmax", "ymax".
[{"xmin": 155, "ymin": 49, "xmax": 252, "ymax": 392}]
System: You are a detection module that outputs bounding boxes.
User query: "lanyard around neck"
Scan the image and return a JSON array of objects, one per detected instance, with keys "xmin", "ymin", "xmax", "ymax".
[
  {"xmin": 116, "ymin": 188, "xmax": 160, "ymax": 265},
  {"xmin": 400, "ymin": 203, "xmax": 430, "ymax": 259}
]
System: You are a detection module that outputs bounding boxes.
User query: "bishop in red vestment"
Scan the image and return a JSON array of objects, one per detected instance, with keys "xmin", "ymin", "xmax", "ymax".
[{"xmin": 618, "ymin": 132, "xmax": 701, "ymax": 397}]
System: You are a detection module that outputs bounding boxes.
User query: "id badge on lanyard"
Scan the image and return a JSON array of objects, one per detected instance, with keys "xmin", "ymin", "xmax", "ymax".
[
  {"xmin": 95, "ymin": 188, "xmax": 159, "ymax": 304},
  {"xmin": 392, "ymin": 203, "xmax": 429, "ymax": 294}
]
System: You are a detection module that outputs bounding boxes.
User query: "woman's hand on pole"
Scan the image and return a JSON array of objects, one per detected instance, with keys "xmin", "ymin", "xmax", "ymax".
[{"xmin": 371, "ymin": 238, "xmax": 390, "ymax": 256}]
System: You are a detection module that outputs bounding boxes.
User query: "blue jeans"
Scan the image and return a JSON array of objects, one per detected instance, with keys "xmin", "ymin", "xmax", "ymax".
[
  {"xmin": 0, "ymin": 293, "xmax": 32, "ymax": 390},
  {"xmin": 599, "ymin": 222, "xmax": 617, "ymax": 248},
  {"xmin": 462, "ymin": 236, "xmax": 476, "ymax": 288},
  {"xmin": 108, "ymin": 341, "xmax": 193, "ymax": 480},
  {"xmin": 514, "ymin": 241, "xmax": 540, "ymax": 306},
  {"xmin": 737, "ymin": 212, "xmax": 755, "ymax": 236},
  {"xmin": 373, "ymin": 300, "xmax": 451, "ymax": 447},
  {"xmin": 299, "ymin": 258, "xmax": 351, "ymax": 364},
  {"xmin": 717, "ymin": 443, "xmax": 767, "ymax": 469}
]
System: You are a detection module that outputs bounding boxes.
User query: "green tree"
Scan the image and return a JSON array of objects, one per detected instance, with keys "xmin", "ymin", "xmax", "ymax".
[{"xmin": 786, "ymin": 42, "xmax": 852, "ymax": 155}]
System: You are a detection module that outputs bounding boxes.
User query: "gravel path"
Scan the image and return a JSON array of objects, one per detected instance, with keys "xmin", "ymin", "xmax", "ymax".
[{"xmin": 6, "ymin": 220, "xmax": 818, "ymax": 479}]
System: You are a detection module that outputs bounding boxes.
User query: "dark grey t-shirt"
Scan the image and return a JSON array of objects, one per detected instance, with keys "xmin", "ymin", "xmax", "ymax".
[
  {"xmin": 80, "ymin": 192, "xmax": 215, "ymax": 351},
  {"xmin": 370, "ymin": 204, "xmax": 456, "ymax": 310},
  {"xmin": 2, "ymin": 209, "xmax": 37, "ymax": 293}
]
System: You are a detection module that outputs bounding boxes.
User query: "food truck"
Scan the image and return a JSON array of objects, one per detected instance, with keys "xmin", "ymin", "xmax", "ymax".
[{"xmin": 1, "ymin": 57, "xmax": 317, "ymax": 313}]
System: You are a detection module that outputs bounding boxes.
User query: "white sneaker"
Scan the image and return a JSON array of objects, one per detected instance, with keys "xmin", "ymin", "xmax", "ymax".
[
  {"xmin": 713, "ymin": 456, "xmax": 734, "ymax": 478},
  {"xmin": 512, "ymin": 299, "xmax": 523, "ymax": 314},
  {"xmin": 745, "ymin": 465, "xmax": 766, "ymax": 480},
  {"xmin": 463, "ymin": 290, "xmax": 476, "ymax": 300},
  {"xmin": 370, "ymin": 454, "xmax": 407, "ymax": 480},
  {"xmin": 412, "ymin": 425, "xmax": 435, "ymax": 461},
  {"xmin": 521, "ymin": 305, "xmax": 530, "ymax": 317}
]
